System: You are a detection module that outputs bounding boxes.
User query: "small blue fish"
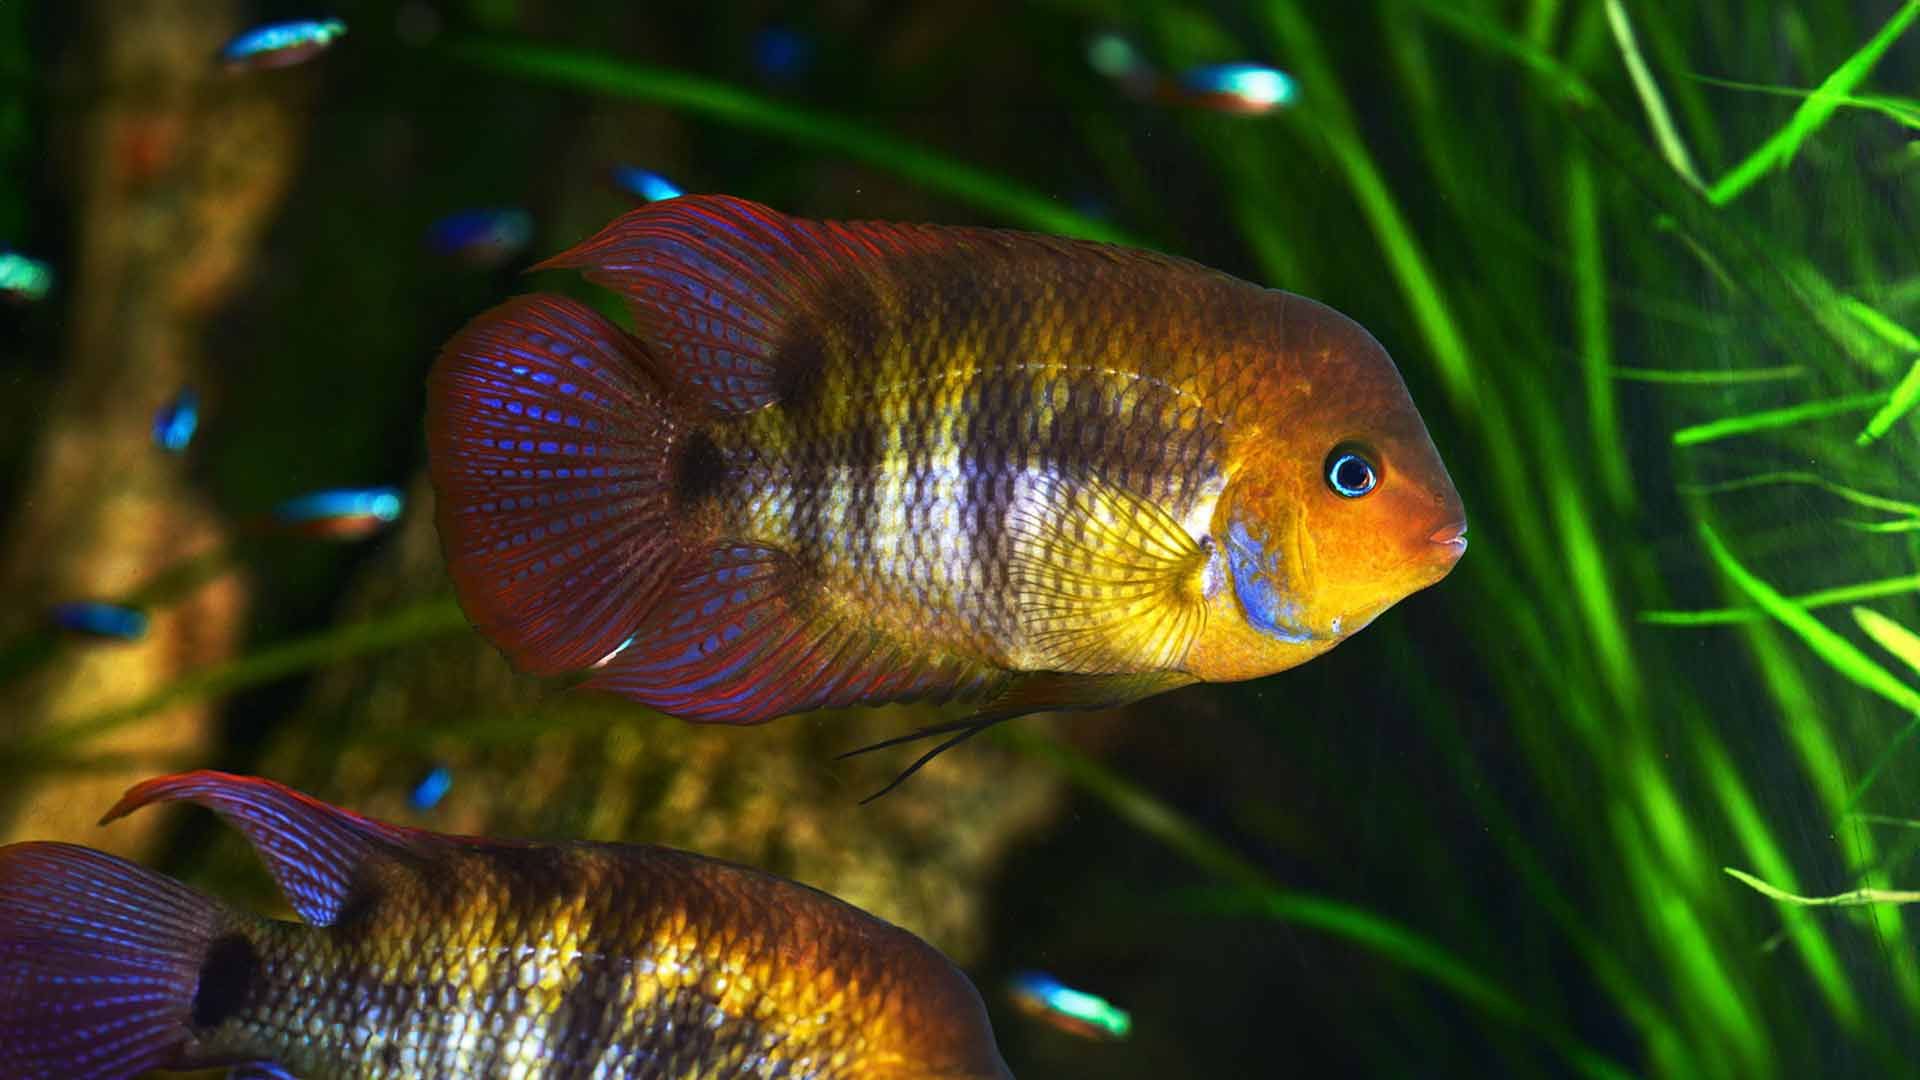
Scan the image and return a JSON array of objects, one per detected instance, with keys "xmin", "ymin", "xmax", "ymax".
[
  {"xmin": 752, "ymin": 25, "xmax": 814, "ymax": 83},
  {"xmin": 219, "ymin": 18, "xmax": 348, "ymax": 72},
  {"xmin": 426, "ymin": 208, "xmax": 534, "ymax": 268},
  {"xmin": 610, "ymin": 166, "xmax": 684, "ymax": 204},
  {"xmin": 271, "ymin": 486, "xmax": 404, "ymax": 540},
  {"xmin": 1007, "ymin": 972, "xmax": 1132, "ymax": 1041},
  {"xmin": 152, "ymin": 388, "xmax": 199, "ymax": 453},
  {"xmin": 0, "ymin": 251, "xmax": 53, "ymax": 304},
  {"xmin": 50, "ymin": 602, "xmax": 149, "ymax": 642},
  {"xmin": 408, "ymin": 765, "xmax": 453, "ymax": 811},
  {"xmin": 1176, "ymin": 62, "xmax": 1298, "ymax": 115}
]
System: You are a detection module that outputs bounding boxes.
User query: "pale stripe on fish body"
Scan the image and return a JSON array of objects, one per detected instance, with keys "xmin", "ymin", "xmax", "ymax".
[
  {"xmin": 0, "ymin": 772, "xmax": 1011, "ymax": 1079},
  {"xmin": 425, "ymin": 195, "xmax": 1466, "ymax": 733}
]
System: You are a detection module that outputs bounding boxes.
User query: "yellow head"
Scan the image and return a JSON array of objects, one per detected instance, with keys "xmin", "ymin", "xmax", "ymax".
[{"xmin": 1186, "ymin": 293, "xmax": 1466, "ymax": 682}]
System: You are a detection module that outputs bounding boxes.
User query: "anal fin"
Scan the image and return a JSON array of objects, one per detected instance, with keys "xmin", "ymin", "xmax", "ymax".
[{"xmin": 588, "ymin": 544, "xmax": 998, "ymax": 724}]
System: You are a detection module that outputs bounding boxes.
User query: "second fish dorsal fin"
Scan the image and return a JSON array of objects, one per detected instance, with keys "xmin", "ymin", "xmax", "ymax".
[
  {"xmin": 534, "ymin": 195, "xmax": 943, "ymax": 414},
  {"xmin": 101, "ymin": 772, "xmax": 435, "ymax": 928},
  {"xmin": 1007, "ymin": 472, "xmax": 1210, "ymax": 674}
]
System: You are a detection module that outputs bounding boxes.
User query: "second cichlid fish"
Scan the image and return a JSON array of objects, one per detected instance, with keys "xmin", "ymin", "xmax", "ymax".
[
  {"xmin": 427, "ymin": 196, "xmax": 1465, "ymax": 728},
  {"xmin": 0, "ymin": 771, "xmax": 1011, "ymax": 1079}
]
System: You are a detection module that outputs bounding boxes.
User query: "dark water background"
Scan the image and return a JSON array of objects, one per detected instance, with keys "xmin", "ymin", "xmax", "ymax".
[{"xmin": 2, "ymin": 2, "xmax": 1918, "ymax": 1076}]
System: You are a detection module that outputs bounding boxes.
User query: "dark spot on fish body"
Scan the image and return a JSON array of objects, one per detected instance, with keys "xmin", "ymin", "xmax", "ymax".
[
  {"xmin": 674, "ymin": 429, "xmax": 725, "ymax": 508},
  {"xmin": 770, "ymin": 331, "xmax": 827, "ymax": 414},
  {"xmin": 193, "ymin": 933, "xmax": 259, "ymax": 1028}
]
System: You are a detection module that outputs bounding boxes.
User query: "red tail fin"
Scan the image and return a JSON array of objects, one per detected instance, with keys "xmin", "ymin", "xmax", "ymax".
[
  {"xmin": 0, "ymin": 842, "xmax": 226, "ymax": 1079},
  {"xmin": 426, "ymin": 294, "xmax": 704, "ymax": 676}
]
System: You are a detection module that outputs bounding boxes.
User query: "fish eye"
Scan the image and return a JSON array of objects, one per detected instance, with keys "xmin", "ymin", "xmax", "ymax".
[{"xmin": 1325, "ymin": 448, "xmax": 1378, "ymax": 498}]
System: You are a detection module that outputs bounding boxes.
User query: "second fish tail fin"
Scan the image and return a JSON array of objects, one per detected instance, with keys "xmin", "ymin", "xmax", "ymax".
[
  {"xmin": 427, "ymin": 293, "xmax": 718, "ymax": 676},
  {"xmin": 0, "ymin": 841, "xmax": 238, "ymax": 1079}
]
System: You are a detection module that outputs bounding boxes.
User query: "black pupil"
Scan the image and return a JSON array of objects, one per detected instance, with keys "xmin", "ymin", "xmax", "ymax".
[{"xmin": 1334, "ymin": 455, "xmax": 1372, "ymax": 494}]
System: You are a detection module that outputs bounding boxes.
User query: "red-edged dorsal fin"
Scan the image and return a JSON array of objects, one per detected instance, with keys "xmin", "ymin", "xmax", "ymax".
[
  {"xmin": 427, "ymin": 293, "xmax": 699, "ymax": 676},
  {"xmin": 533, "ymin": 195, "xmax": 945, "ymax": 414},
  {"xmin": 587, "ymin": 544, "xmax": 1002, "ymax": 724},
  {"xmin": 101, "ymin": 772, "xmax": 434, "ymax": 927}
]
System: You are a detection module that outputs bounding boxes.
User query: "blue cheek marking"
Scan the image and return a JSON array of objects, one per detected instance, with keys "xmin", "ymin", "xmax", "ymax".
[{"xmin": 1227, "ymin": 520, "xmax": 1313, "ymax": 644}]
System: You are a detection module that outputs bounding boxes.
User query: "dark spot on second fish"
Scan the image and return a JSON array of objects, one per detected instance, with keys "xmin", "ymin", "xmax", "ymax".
[{"xmin": 192, "ymin": 933, "xmax": 257, "ymax": 1028}]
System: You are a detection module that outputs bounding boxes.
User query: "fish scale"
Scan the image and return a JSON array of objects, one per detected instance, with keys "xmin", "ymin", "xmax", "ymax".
[
  {"xmin": 426, "ymin": 195, "xmax": 1464, "ymax": 726},
  {"xmin": 0, "ymin": 772, "xmax": 1010, "ymax": 1079}
]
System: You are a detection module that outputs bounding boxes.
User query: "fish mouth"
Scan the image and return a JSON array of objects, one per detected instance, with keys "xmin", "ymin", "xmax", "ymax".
[{"xmin": 1428, "ymin": 520, "xmax": 1468, "ymax": 552}]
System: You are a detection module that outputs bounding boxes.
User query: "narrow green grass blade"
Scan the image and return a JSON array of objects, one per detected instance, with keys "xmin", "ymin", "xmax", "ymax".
[
  {"xmin": 1604, "ymin": 0, "xmax": 1704, "ymax": 190},
  {"xmin": 1847, "ymin": 714, "xmax": 1920, "ymax": 812},
  {"xmin": 1698, "ymin": 735, "xmax": 1862, "ymax": 1028},
  {"xmin": 1707, "ymin": 0, "xmax": 1920, "ymax": 205},
  {"xmin": 1682, "ymin": 471, "xmax": 1920, "ymax": 519},
  {"xmin": 1176, "ymin": 887, "xmax": 1635, "ymax": 1080},
  {"xmin": 20, "ymin": 597, "xmax": 471, "ymax": 755},
  {"xmin": 1698, "ymin": 525, "xmax": 1920, "ymax": 714},
  {"xmin": 1841, "ymin": 297, "xmax": 1920, "ymax": 352},
  {"xmin": 1671, "ymin": 391, "xmax": 1889, "ymax": 447},
  {"xmin": 1404, "ymin": 0, "xmax": 1595, "ymax": 105},
  {"xmin": 437, "ymin": 39, "xmax": 1133, "ymax": 244},
  {"xmin": 1726, "ymin": 867, "xmax": 1920, "ymax": 908},
  {"xmin": 1857, "ymin": 357, "xmax": 1920, "ymax": 445},
  {"xmin": 1612, "ymin": 365, "xmax": 1805, "ymax": 384},
  {"xmin": 1643, "ymin": 575, "xmax": 1920, "ymax": 626},
  {"xmin": 1568, "ymin": 148, "xmax": 1633, "ymax": 509},
  {"xmin": 1855, "ymin": 607, "xmax": 1920, "ymax": 677},
  {"xmin": 1000, "ymin": 726, "xmax": 1634, "ymax": 1080},
  {"xmin": 1689, "ymin": 75, "xmax": 1920, "ymax": 132},
  {"xmin": 1852, "ymin": 813, "xmax": 1920, "ymax": 829}
]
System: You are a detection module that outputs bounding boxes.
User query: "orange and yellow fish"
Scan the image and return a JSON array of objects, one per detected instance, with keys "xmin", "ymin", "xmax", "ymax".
[
  {"xmin": 0, "ymin": 771, "xmax": 1011, "ymax": 1079},
  {"xmin": 426, "ymin": 197, "xmax": 1464, "ymax": 741}
]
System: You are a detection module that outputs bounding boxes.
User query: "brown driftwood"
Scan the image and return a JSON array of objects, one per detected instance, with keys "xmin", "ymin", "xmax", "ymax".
[{"xmin": 0, "ymin": 0, "xmax": 305, "ymax": 851}]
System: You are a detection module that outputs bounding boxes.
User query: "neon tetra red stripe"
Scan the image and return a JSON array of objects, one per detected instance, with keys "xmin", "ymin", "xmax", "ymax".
[{"xmin": 426, "ymin": 196, "xmax": 1464, "ymax": 728}]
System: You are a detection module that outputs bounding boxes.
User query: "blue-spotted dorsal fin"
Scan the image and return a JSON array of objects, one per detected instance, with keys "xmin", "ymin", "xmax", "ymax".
[{"xmin": 100, "ymin": 772, "xmax": 438, "ymax": 928}]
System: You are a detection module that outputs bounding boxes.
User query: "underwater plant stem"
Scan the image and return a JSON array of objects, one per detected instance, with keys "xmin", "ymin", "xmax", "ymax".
[
  {"xmin": 1642, "ymin": 576, "xmax": 1920, "ymax": 626},
  {"xmin": 1706, "ymin": 0, "xmax": 1920, "ymax": 205},
  {"xmin": 23, "ymin": 597, "xmax": 471, "ymax": 755},
  {"xmin": 1610, "ymin": 365, "xmax": 1804, "ymax": 384},
  {"xmin": 1697, "ymin": 526, "xmax": 1920, "ymax": 715},
  {"xmin": 1670, "ymin": 392, "xmax": 1889, "ymax": 447},
  {"xmin": 1857, "ymin": 357, "xmax": 1920, "ymax": 446},
  {"xmin": 1726, "ymin": 867, "xmax": 1920, "ymax": 908},
  {"xmin": 1567, "ymin": 148, "xmax": 1633, "ymax": 511},
  {"xmin": 1603, "ymin": 0, "xmax": 1703, "ymax": 191},
  {"xmin": 999, "ymin": 726, "xmax": 1634, "ymax": 1080},
  {"xmin": 437, "ymin": 39, "xmax": 1132, "ymax": 246}
]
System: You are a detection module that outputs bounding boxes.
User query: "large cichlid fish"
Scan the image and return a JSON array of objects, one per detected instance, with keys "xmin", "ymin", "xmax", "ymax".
[
  {"xmin": 426, "ymin": 196, "xmax": 1465, "ymax": 736},
  {"xmin": 0, "ymin": 771, "xmax": 1012, "ymax": 1079}
]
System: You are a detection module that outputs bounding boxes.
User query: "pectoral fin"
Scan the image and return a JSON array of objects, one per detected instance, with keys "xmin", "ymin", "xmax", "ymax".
[{"xmin": 1006, "ymin": 473, "xmax": 1209, "ymax": 674}]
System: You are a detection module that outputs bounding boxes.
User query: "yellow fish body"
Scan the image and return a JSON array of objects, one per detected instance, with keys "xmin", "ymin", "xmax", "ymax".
[
  {"xmin": 0, "ymin": 771, "xmax": 1011, "ymax": 1078},
  {"xmin": 427, "ymin": 196, "xmax": 1465, "ymax": 725}
]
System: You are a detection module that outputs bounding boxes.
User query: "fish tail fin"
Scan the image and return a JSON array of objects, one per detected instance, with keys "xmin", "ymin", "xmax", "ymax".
[
  {"xmin": 427, "ymin": 293, "xmax": 716, "ymax": 675},
  {"xmin": 0, "ymin": 841, "xmax": 232, "ymax": 1079}
]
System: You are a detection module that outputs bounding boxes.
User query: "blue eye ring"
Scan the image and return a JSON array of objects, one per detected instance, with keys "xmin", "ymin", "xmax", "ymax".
[{"xmin": 1325, "ymin": 448, "xmax": 1378, "ymax": 498}]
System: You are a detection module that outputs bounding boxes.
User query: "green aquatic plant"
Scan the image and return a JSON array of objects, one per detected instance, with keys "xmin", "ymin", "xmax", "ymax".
[{"xmin": 7, "ymin": 1, "xmax": 1920, "ymax": 1075}]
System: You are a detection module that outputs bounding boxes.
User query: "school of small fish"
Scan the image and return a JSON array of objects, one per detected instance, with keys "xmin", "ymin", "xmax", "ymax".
[{"xmin": 0, "ymin": 13, "xmax": 1466, "ymax": 1078}]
